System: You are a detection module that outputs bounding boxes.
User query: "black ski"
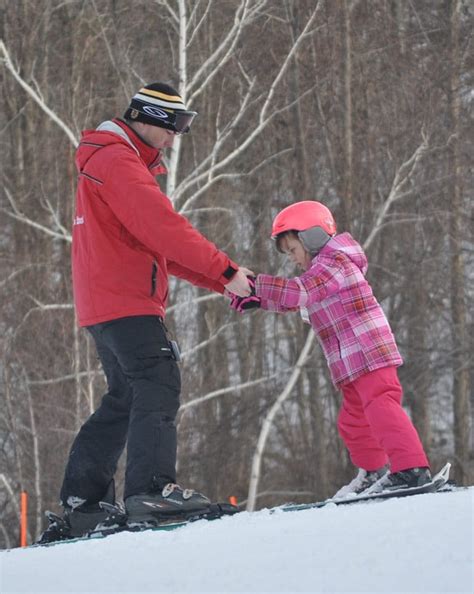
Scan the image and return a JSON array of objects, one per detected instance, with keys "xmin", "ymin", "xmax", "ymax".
[
  {"xmin": 36, "ymin": 502, "xmax": 238, "ymax": 547},
  {"xmin": 278, "ymin": 462, "xmax": 451, "ymax": 513},
  {"xmin": 35, "ymin": 463, "xmax": 452, "ymax": 548}
]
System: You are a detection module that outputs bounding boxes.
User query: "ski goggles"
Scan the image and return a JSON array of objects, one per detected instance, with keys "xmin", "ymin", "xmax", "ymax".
[
  {"xmin": 125, "ymin": 103, "xmax": 197, "ymax": 134},
  {"xmin": 139, "ymin": 105, "xmax": 197, "ymax": 134},
  {"xmin": 163, "ymin": 109, "xmax": 197, "ymax": 134}
]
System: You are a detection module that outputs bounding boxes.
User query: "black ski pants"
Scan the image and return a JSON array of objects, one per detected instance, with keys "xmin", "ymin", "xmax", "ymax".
[{"xmin": 60, "ymin": 315, "xmax": 181, "ymax": 505}]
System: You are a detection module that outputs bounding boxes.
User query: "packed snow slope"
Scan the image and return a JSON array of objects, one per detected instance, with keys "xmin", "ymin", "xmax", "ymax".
[{"xmin": 1, "ymin": 488, "xmax": 472, "ymax": 594}]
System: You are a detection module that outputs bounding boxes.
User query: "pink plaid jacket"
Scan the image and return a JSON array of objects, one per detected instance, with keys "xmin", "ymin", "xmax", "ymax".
[{"xmin": 255, "ymin": 232, "xmax": 402, "ymax": 387}]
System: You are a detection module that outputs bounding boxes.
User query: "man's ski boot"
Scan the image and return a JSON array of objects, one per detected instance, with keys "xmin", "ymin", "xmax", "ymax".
[
  {"xmin": 125, "ymin": 483, "xmax": 212, "ymax": 525},
  {"xmin": 37, "ymin": 511, "xmax": 73, "ymax": 544},
  {"xmin": 333, "ymin": 465, "xmax": 389, "ymax": 499},
  {"xmin": 38, "ymin": 480, "xmax": 118, "ymax": 544},
  {"xmin": 366, "ymin": 466, "xmax": 432, "ymax": 494}
]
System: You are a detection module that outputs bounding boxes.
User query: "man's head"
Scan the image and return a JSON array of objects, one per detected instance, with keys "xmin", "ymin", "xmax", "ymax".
[{"xmin": 124, "ymin": 82, "xmax": 197, "ymax": 149}]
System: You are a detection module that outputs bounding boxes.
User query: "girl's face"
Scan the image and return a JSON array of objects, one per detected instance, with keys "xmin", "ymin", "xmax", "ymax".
[{"xmin": 279, "ymin": 235, "xmax": 312, "ymax": 271}]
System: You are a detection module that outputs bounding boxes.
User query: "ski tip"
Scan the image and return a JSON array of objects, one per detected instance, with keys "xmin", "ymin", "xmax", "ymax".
[{"xmin": 437, "ymin": 462, "xmax": 451, "ymax": 483}]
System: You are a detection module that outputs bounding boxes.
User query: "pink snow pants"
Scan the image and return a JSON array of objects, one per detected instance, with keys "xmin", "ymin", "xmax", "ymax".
[{"xmin": 337, "ymin": 366, "xmax": 429, "ymax": 473}]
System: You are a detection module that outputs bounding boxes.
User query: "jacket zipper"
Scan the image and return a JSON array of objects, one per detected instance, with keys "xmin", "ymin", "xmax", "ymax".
[{"xmin": 151, "ymin": 261, "xmax": 157, "ymax": 296}]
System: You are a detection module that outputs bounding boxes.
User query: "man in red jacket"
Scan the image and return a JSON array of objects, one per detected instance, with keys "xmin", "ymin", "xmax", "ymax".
[{"xmin": 44, "ymin": 83, "xmax": 252, "ymax": 541}]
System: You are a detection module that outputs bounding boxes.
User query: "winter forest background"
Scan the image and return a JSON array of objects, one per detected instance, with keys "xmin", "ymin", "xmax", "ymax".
[{"xmin": 0, "ymin": 0, "xmax": 472, "ymax": 548}]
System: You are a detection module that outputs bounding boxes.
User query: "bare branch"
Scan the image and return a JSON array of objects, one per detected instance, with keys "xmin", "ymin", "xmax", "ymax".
[
  {"xmin": 0, "ymin": 40, "xmax": 79, "ymax": 147},
  {"xmin": 0, "ymin": 265, "xmax": 47, "ymax": 289},
  {"xmin": 0, "ymin": 473, "xmax": 20, "ymax": 519},
  {"xmin": 187, "ymin": 0, "xmax": 213, "ymax": 47},
  {"xmin": 27, "ymin": 299, "xmax": 73, "ymax": 311},
  {"xmin": 363, "ymin": 133, "xmax": 429, "ymax": 250},
  {"xmin": 180, "ymin": 207, "xmax": 234, "ymax": 217},
  {"xmin": 43, "ymin": 198, "xmax": 71, "ymax": 239},
  {"xmin": 180, "ymin": 372, "xmax": 282, "ymax": 412},
  {"xmin": 166, "ymin": 293, "xmax": 222, "ymax": 315},
  {"xmin": 153, "ymin": 0, "xmax": 179, "ymax": 24},
  {"xmin": 10, "ymin": 301, "xmax": 74, "ymax": 346},
  {"xmin": 89, "ymin": 0, "xmax": 130, "ymax": 99},
  {"xmin": 187, "ymin": 0, "xmax": 261, "ymax": 103},
  {"xmin": 246, "ymin": 331, "xmax": 315, "ymax": 511},
  {"xmin": 2, "ymin": 187, "xmax": 72, "ymax": 243},
  {"xmin": 27, "ymin": 370, "xmax": 102, "ymax": 386},
  {"xmin": 178, "ymin": 147, "xmax": 293, "ymax": 208},
  {"xmin": 181, "ymin": 321, "xmax": 238, "ymax": 358},
  {"xmin": 176, "ymin": 8, "xmax": 322, "ymax": 208}
]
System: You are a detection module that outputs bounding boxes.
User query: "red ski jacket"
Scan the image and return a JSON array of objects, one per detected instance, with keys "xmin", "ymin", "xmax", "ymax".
[{"xmin": 72, "ymin": 119, "xmax": 238, "ymax": 326}]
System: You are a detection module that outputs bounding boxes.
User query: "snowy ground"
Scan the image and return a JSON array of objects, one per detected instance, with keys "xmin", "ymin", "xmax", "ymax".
[{"xmin": 0, "ymin": 488, "xmax": 472, "ymax": 594}]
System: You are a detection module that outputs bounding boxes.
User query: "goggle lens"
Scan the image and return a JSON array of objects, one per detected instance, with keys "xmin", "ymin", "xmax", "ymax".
[{"xmin": 172, "ymin": 111, "xmax": 197, "ymax": 134}]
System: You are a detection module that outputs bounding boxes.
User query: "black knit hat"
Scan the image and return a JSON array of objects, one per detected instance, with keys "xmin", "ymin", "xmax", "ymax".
[{"xmin": 124, "ymin": 82, "xmax": 197, "ymax": 134}]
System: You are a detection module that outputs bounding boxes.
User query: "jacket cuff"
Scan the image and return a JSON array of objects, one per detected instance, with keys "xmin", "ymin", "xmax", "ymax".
[{"xmin": 221, "ymin": 263, "xmax": 239, "ymax": 284}]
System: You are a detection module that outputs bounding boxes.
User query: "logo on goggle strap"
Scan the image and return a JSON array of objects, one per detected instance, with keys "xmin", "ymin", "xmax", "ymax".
[{"xmin": 143, "ymin": 106, "xmax": 169, "ymax": 120}]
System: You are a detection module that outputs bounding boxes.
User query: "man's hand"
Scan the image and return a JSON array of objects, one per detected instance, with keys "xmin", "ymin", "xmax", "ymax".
[
  {"xmin": 227, "ymin": 275, "xmax": 261, "ymax": 313},
  {"xmin": 225, "ymin": 267, "xmax": 255, "ymax": 297}
]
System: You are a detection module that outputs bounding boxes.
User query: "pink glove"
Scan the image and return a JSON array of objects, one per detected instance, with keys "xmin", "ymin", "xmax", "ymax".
[{"xmin": 229, "ymin": 277, "xmax": 261, "ymax": 313}]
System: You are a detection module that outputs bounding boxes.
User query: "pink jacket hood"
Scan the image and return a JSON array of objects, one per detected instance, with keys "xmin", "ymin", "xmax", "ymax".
[{"xmin": 317, "ymin": 232, "xmax": 368, "ymax": 276}]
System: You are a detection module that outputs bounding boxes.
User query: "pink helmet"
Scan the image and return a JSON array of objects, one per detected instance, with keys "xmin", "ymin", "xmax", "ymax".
[{"xmin": 271, "ymin": 201, "xmax": 337, "ymax": 238}]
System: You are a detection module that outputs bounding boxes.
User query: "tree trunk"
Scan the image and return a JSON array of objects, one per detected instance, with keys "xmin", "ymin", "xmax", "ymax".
[
  {"xmin": 448, "ymin": 0, "xmax": 471, "ymax": 484},
  {"xmin": 342, "ymin": 0, "xmax": 353, "ymax": 231}
]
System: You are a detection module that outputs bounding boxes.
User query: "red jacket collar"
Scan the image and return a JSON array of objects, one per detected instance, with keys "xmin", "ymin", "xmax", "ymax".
[{"xmin": 113, "ymin": 119, "xmax": 166, "ymax": 175}]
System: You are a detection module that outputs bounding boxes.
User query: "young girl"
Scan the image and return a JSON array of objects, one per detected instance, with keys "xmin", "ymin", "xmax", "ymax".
[{"xmin": 232, "ymin": 200, "xmax": 431, "ymax": 497}]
